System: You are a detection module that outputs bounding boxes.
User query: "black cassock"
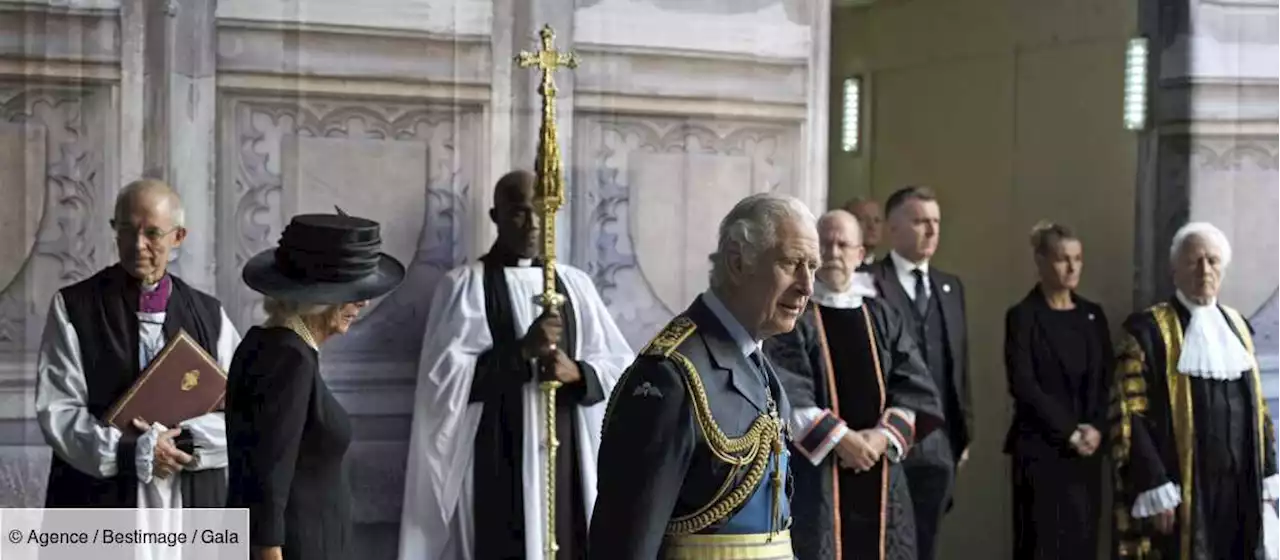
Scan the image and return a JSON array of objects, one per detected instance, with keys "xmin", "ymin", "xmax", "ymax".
[
  {"xmin": 765, "ymin": 297, "xmax": 943, "ymax": 560},
  {"xmin": 470, "ymin": 250, "xmax": 604, "ymax": 560},
  {"xmin": 43, "ymin": 264, "xmax": 227, "ymax": 508},
  {"xmin": 1110, "ymin": 298, "xmax": 1277, "ymax": 560}
]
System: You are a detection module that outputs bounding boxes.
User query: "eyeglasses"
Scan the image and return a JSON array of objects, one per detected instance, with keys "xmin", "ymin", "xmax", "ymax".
[{"xmin": 110, "ymin": 220, "xmax": 181, "ymax": 243}]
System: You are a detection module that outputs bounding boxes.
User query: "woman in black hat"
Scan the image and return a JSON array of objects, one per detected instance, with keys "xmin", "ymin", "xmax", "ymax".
[{"xmin": 225, "ymin": 212, "xmax": 404, "ymax": 560}]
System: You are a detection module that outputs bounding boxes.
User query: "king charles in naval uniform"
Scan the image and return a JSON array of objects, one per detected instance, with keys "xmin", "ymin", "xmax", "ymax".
[{"xmin": 588, "ymin": 193, "xmax": 821, "ymax": 559}]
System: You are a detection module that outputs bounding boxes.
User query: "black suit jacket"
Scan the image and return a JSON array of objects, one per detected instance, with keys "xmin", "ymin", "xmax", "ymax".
[
  {"xmin": 588, "ymin": 295, "xmax": 792, "ymax": 559},
  {"xmin": 1001, "ymin": 287, "xmax": 1114, "ymax": 459},
  {"xmin": 868, "ymin": 257, "xmax": 973, "ymax": 457}
]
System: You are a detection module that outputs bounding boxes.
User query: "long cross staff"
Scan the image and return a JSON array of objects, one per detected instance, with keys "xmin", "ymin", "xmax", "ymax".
[{"xmin": 516, "ymin": 23, "xmax": 578, "ymax": 560}]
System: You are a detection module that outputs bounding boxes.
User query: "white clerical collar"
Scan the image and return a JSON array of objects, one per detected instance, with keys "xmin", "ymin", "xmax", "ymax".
[
  {"xmin": 516, "ymin": 258, "xmax": 533, "ymax": 268},
  {"xmin": 1174, "ymin": 290, "xmax": 1252, "ymax": 380},
  {"xmin": 890, "ymin": 250, "xmax": 929, "ymax": 277},
  {"xmin": 702, "ymin": 290, "xmax": 761, "ymax": 358},
  {"xmin": 813, "ymin": 272, "xmax": 879, "ymax": 309}
]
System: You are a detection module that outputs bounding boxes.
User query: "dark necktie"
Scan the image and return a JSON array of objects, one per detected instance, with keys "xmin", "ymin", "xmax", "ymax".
[{"xmin": 911, "ymin": 268, "xmax": 929, "ymax": 317}]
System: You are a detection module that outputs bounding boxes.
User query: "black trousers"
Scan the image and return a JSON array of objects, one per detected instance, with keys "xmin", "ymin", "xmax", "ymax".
[
  {"xmin": 1011, "ymin": 452, "xmax": 1101, "ymax": 560},
  {"xmin": 902, "ymin": 432, "xmax": 954, "ymax": 560}
]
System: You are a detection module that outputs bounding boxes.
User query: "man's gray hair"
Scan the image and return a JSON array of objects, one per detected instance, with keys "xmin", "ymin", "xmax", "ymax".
[
  {"xmin": 1169, "ymin": 221, "xmax": 1232, "ymax": 268},
  {"xmin": 708, "ymin": 192, "xmax": 817, "ymax": 290},
  {"xmin": 262, "ymin": 297, "xmax": 338, "ymax": 325},
  {"xmin": 115, "ymin": 178, "xmax": 186, "ymax": 227}
]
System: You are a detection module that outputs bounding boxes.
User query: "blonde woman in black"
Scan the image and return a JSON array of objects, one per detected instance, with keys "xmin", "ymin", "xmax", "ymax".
[
  {"xmin": 1002, "ymin": 221, "xmax": 1114, "ymax": 559},
  {"xmin": 226, "ymin": 211, "xmax": 404, "ymax": 560}
]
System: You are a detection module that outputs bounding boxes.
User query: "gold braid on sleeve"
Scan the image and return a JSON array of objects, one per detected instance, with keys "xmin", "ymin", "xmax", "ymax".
[{"xmin": 1109, "ymin": 332, "xmax": 1152, "ymax": 558}]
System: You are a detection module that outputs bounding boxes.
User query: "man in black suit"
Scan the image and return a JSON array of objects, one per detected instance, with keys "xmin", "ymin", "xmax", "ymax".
[
  {"xmin": 589, "ymin": 192, "xmax": 821, "ymax": 559},
  {"xmin": 867, "ymin": 186, "xmax": 973, "ymax": 560}
]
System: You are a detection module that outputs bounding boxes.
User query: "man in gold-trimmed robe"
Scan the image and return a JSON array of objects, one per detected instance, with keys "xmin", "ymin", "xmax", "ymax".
[{"xmin": 1110, "ymin": 222, "xmax": 1277, "ymax": 560}]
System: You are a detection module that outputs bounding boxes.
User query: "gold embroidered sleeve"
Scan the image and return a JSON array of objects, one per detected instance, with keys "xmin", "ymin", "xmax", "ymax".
[{"xmin": 1108, "ymin": 331, "xmax": 1154, "ymax": 558}]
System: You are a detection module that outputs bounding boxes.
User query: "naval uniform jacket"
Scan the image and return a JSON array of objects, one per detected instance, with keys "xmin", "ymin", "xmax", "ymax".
[{"xmin": 588, "ymin": 295, "xmax": 794, "ymax": 559}]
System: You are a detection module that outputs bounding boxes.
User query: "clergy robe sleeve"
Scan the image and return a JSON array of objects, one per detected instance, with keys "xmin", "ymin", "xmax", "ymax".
[
  {"xmin": 241, "ymin": 344, "xmax": 313, "ymax": 547},
  {"xmin": 34, "ymin": 292, "xmax": 128, "ymax": 479},
  {"xmin": 1004, "ymin": 305, "xmax": 1079, "ymax": 449},
  {"xmin": 178, "ymin": 306, "xmax": 242, "ymax": 472},
  {"xmin": 1265, "ymin": 408, "xmax": 1278, "ymax": 501},
  {"xmin": 400, "ymin": 266, "xmax": 496, "ymax": 560},
  {"xmin": 588, "ymin": 357, "xmax": 695, "ymax": 559},
  {"xmin": 764, "ymin": 310, "xmax": 847, "ymax": 466},
  {"xmin": 472, "ymin": 345, "xmax": 533, "ymax": 403},
  {"xmin": 878, "ymin": 302, "xmax": 944, "ymax": 455},
  {"xmin": 1111, "ymin": 325, "xmax": 1179, "ymax": 517},
  {"xmin": 562, "ymin": 268, "xmax": 631, "ymax": 408}
]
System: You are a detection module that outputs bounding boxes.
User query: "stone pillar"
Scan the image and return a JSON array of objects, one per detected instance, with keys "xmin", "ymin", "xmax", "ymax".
[
  {"xmin": 1136, "ymin": 0, "xmax": 1278, "ymax": 311},
  {"xmin": 139, "ymin": 0, "xmax": 218, "ymax": 293}
]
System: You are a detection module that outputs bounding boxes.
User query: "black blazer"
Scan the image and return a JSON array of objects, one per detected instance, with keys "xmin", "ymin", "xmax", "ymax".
[
  {"xmin": 1001, "ymin": 287, "xmax": 1114, "ymax": 459},
  {"xmin": 868, "ymin": 257, "xmax": 973, "ymax": 456},
  {"xmin": 226, "ymin": 326, "xmax": 353, "ymax": 560},
  {"xmin": 589, "ymin": 296, "xmax": 793, "ymax": 559}
]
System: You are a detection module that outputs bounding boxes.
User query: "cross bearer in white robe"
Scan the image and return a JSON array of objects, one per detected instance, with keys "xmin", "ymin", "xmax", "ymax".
[
  {"xmin": 35, "ymin": 180, "xmax": 240, "ymax": 531},
  {"xmin": 398, "ymin": 170, "xmax": 634, "ymax": 560}
]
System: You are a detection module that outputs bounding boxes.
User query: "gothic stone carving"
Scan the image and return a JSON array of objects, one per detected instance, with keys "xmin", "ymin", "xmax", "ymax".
[
  {"xmin": 219, "ymin": 97, "xmax": 477, "ymax": 361},
  {"xmin": 573, "ymin": 113, "xmax": 801, "ymax": 348},
  {"xmin": 0, "ymin": 87, "xmax": 111, "ymax": 354}
]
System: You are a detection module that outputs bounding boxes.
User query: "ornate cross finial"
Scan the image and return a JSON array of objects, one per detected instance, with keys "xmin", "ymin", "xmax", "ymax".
[{"xmin": 517, "ymin": 24, "xmax": 579, "ymax": 97}]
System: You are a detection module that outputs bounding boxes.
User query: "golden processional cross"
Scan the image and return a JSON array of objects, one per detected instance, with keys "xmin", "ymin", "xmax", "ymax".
[{"xmin": 516, "ymin": 23, "xmax": 577, "ymax": 560}]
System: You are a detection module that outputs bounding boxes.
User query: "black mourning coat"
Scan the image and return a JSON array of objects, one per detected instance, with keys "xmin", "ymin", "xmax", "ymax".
[
  {"xmin": 1002, "ymin": 287, "xmax": 1114, "ymax": 560},
  {"xmin": 226, "ymin": 327, "xmax": 354, "ymax": 559}
]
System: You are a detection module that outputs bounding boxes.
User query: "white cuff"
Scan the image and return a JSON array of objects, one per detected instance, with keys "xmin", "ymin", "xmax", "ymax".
[
  {"xmin": 807, "ymin": 423, "xmax": 849, "ymax": 466},
  {"xmin": 133, "ymin": 422, "xmax": 168, "ymax": 485},
  {"xmin": 1132, "ymin": 481, "xmax": 1182, "ymax": 518},
  {"xmin": 1264, "ymin": 474, "xmax": 1279, "ymax": 501},
  {"xmin": 1069, "ymin": 428, "xmax": 1083, "ymax": 447},
  {"xmin": 879, "ymin": 427, "xmax": 905, "ymax": 462}
]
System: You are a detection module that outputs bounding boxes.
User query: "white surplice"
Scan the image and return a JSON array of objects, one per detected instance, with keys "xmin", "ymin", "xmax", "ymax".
[
  {"xmin": 35, "ymin": 285, "xmax": 241, "ymax": 559},
  {"xmin": 398, "ymin": 263, "xmax": 634, "ymax": 560}
]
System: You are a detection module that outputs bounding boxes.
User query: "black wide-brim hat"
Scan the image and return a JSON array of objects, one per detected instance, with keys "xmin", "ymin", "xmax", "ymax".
[{"xmin": 242, "ymin": 211, "xmax": 406, "ymax": 304}]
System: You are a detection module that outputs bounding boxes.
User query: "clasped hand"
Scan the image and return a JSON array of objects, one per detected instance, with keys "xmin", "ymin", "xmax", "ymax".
[
  {"xmin": 1071, "ymin": 424, "xmax": 1102, "ymax": 457},
  {"xmin": 835, "ymin": 429, "xmax": 888, "ymax": 472},
  {"xmin": 131, "ymin": 418, "xmax": 192, "ymax": 480},
  {"xmin": 522, "ymin": 309, "xmax": 581, "ymax": 384}
]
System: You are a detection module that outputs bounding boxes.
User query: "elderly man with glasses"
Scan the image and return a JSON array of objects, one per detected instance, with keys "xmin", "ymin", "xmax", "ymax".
[{"xmin": 35, "ymin": 179, "xmax": 241, "ymax": 513}]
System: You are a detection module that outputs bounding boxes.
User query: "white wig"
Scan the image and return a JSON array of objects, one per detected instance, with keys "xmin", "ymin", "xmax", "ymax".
[
  {"xmin": 1169, "ymin": 221, "xmax": 1232, "ymax": 268},
  {"xmin": 708, "ymin": 192, "xmax": 817, "ymax": 290}
]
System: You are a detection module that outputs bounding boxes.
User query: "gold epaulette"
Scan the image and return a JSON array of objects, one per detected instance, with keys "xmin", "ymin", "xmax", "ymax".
[{"xmin": 641, "ymin": 316, "xmax": 697, "ymax": 358}]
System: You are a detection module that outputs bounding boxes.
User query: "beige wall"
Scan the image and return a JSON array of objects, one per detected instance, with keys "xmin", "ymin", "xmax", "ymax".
[{"xmin": 828, "ymin": 1, "xmax": 1138, "ymax": 558}]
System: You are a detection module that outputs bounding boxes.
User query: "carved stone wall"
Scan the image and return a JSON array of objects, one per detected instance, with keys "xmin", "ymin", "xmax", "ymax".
[
  {"xmin": 0, "ymin": 84, "xmax": 117, "ymax": 506},
  {"xmin": 573, "ymin": 114, "xmax": 803, "ymax": 347}
]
